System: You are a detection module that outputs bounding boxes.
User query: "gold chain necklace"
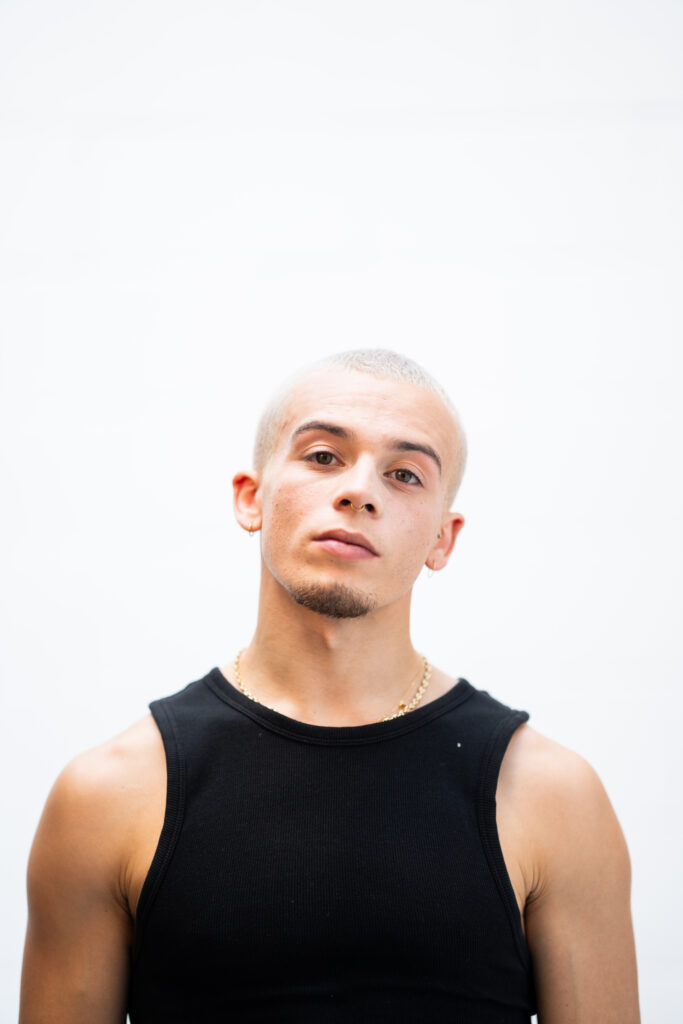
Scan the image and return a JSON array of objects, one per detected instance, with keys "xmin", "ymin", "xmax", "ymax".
[{"xmin": 232, "ymin": 649, "xmax": 432, "ymax": 723}]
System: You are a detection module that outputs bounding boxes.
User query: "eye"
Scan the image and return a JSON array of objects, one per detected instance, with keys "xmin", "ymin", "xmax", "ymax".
[
  {"xmin": 306, "ymin": 450, "xmax": 337, "ymax": 466},
  {"xmin": 391, "ymin": 468, "xmax": 422, "ymax": 485}
]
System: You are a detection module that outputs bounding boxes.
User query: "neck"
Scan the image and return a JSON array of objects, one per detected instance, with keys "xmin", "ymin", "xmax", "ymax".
[{"xmin": 232, "ymin": 575, "xmax": 424, "ymax": 727}]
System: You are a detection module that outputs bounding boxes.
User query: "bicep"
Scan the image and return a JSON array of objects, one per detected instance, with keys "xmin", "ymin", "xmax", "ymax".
[
  {"xmin": 524, "ymin": 758, "xmax": 640, "ymax": 1024},
  {"xmin": 19, "ymin": 763, "xmax": 133, "ymax": 1024}
]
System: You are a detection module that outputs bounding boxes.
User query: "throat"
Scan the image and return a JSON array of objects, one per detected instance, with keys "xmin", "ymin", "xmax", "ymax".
[{"xmin": 224, "ymin": 649, "xmax": 453, "ymax": 728}]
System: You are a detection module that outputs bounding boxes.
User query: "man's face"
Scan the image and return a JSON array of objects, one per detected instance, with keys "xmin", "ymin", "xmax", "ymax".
[{"xmin": 254, "ymin": 369, "xmax": 463, "ymax": 619}]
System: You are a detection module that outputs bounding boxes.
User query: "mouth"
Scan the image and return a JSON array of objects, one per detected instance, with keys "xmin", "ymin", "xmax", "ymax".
[{"xmin": 314, "ymin": 529, "xmax": 379, "ymax": 558}]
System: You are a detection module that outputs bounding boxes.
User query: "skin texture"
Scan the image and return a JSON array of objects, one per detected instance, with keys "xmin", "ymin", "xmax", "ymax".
[
  {"xmin": 20, "ymin": 368, "xmax": 640, "ymax": 1023},
  {"xmin": 252, "ymin": 356, "xmax": 468, "ymax": 510}
]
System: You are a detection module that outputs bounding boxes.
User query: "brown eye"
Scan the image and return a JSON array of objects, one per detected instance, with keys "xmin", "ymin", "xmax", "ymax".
[
  {"xmin": 310, "ymin": 451, "xmax": 335, "ymax": 465},
  {"xmin": 393, "ymin": 469, "xmax": 420, "ymax": 484}
]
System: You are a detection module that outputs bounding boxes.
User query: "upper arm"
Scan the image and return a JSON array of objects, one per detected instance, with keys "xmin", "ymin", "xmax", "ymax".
[
  {"xmin": 510, "ymin": 731, "xmax": 640, "ymax": 1023},
  {"xmin": 20, "ymin": 749, "xmax": 136, "ymax": 1024}
]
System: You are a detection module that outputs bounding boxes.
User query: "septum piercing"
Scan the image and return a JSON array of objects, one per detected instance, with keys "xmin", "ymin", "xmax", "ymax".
[{"xmin": 349, "ymin": 503, "xmax": 367, "ymax": 511}]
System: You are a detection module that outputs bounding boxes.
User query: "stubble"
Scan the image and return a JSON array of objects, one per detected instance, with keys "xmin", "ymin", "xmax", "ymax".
[{"xmin": 288, "ymin": 581, "xmax": 377, "ymax": 619}]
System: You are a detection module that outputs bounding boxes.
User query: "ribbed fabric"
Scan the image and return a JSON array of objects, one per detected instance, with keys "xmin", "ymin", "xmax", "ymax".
[{"xmin": 128, "ymin": 668, "xmax": 536, "ymax": 1023}]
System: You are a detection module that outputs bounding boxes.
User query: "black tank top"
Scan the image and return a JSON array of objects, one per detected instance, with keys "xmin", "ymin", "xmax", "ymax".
[{"xmin": 128, "ymin": 668, "xmax": 536, "ymax": 1023}]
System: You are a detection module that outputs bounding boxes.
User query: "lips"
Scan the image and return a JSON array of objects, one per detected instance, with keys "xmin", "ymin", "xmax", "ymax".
[{"xmin": 314, "ymin": 529, "xmax": 379, "ymax": 556}]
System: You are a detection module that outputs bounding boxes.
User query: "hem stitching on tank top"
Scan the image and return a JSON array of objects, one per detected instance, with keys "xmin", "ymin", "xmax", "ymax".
[
  {"xmin": 476, "ymin": 710, "xmax": 535, "ymax": 979},
  {"xmin": 203, "ymin": 670, "xmax": 476, "ymax": 746},
  {"xmin": 130, "ymin": 698, "xmax": 187, "ymax": 969}
]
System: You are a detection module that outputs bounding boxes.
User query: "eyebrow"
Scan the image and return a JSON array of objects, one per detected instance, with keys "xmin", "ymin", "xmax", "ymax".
[{"xmin": 290, "ymin": 420, "xmax": 442, "ymax": 475}]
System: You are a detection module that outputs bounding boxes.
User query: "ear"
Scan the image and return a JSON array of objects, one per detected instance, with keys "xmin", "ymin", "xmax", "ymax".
[
  {"xmin": 232, "ymin": 469, "xmax": 262, "ymax": 534},
  {"xmin": 425, "ymin": 512, "xmax": 465, "ymax": 571}
]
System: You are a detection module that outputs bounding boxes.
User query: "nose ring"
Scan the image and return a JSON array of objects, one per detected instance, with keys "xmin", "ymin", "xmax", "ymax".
[{"xmin": 349, "ymin": 502, "xmax": 367, "ymax": 512}]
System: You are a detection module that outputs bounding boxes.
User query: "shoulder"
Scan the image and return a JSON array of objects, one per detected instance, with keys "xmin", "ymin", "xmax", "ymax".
[
  {"xmin": 500, "ymin": 724, "xmax": 623, "ymax": 824},
  {"xmin": 21, "ymin": 716, "xmax": 165, "ymax": 1020},
  {"xmin": 47, "ymin": 713, "xmax": 164, "ymax": 829},
  {"xmin": 498, "ymin": 723, "xmax": 631, "ymax": 902},
  {"xmin": 496, "ymin": 731, "xmax": 639, "ymax": 1019},
  {"xmin": 29, "ymin": 714, "xmax": 165, "ymax": 909},
  {"xmin": 499, "ymin": 722, "xmax": 606, "ymax": 801}
]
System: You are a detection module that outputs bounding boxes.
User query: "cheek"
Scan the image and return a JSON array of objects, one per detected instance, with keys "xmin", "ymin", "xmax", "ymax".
[
  {"xmin": 384, "ymin": 511, "xmax": 438, "ymax": 583},
  {"xmin": 260, "ymin": 481, "xmax": 316, "ymax": 552},
  {"xmin": 395, "ymin": 505, "xmax": 437, "ymax": 552},
  {"xmin": 267, "ymin": 479, "xmax": 316, "ymax": 517}
]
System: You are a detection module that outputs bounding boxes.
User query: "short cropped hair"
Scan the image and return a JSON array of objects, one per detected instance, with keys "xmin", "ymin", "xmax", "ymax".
[{"xmin": 253, "ymin": 349, "xmax": 468, "ymax": 507}]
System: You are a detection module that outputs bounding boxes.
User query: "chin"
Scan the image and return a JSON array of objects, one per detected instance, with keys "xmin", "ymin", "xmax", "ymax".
[{"xmin": 288, "ymin": 581, "xmax": 378, "ymax": 619}]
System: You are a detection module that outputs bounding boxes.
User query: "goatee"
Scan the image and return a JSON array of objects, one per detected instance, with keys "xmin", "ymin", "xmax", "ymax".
[{"xmin": 288, "ymin": 582, "xmax": 377, "ymax": 619}]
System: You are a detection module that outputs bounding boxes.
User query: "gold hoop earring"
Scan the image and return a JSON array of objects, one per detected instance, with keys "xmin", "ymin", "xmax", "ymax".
[{"xmin": 248, "ymin": 522, "xmax": 255, "ymax": 535}]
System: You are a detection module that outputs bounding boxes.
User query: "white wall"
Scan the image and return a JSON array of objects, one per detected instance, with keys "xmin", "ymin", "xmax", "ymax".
[{"xmin": 1, "ymin": 2, "xmax": 681, "ymax": 1020}]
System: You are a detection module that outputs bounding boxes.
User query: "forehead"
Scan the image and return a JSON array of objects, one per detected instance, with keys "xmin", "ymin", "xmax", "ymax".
[{"xmin": 276, "ymin": 368, "xmax": 457, "ymax": 460}]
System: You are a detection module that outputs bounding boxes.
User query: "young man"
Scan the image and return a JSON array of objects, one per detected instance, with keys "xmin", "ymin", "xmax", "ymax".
[{"xmin": 20, "ymin": 350, "xmax": 640, "ymax": 1023}]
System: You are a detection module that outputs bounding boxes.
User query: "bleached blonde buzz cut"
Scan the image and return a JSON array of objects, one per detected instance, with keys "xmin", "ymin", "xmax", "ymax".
[{"xmin": 253, "ymin": 348, "xmax": 468, "ymax": 508}]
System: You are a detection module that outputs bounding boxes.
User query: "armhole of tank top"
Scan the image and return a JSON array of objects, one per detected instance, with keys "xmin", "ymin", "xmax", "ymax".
[
  {"xmin": 130, "ymin": 697, "xmax": 186, "ymax": 966},
  {"xmin": 477, "ymin": 710, "xmax": 532, "ymax": 973}
]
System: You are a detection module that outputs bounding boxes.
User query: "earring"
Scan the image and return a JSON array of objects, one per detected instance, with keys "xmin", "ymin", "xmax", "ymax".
[{"xmin": 248, "ymin": 522, "xmax": 255, "ymax": 536}]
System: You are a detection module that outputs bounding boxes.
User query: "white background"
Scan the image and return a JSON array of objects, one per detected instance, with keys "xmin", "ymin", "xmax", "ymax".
[{"xmin": 1, "ymin": 2, "xmax": 681, "ymax": 1020}]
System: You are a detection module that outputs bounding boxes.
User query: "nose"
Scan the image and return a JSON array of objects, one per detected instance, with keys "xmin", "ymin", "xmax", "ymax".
[{"xmin": 333, "ymin": 456, "xmax": 381, "ymax": 516}]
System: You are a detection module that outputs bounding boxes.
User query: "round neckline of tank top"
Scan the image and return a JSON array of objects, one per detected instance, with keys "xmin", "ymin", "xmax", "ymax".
[{"xmin": 204, "ymin": 666, "xmax": 476, "ymax": 746}]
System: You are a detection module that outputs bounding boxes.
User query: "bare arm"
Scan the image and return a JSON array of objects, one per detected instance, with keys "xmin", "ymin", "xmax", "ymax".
[
  {"xmin": 20, "ymin": 717, "xmax": 165, "ymax": 1024},
  {"xmin": 500, "ymin": 727, "xmax": 640, "ymax": 1024}
]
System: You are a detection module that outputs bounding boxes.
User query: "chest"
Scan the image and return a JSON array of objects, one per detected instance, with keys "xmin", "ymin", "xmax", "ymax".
[
  {"xmin": 126, "ymin": 726, "xmax": 530, "ymax": 934},
  {"xmin": 133, "ymin": 733, "xmax": 530, "ymax": 991},
  {"xmin": 127, "ymin": 685, "xmax": 539, "ymax": 1020}
]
